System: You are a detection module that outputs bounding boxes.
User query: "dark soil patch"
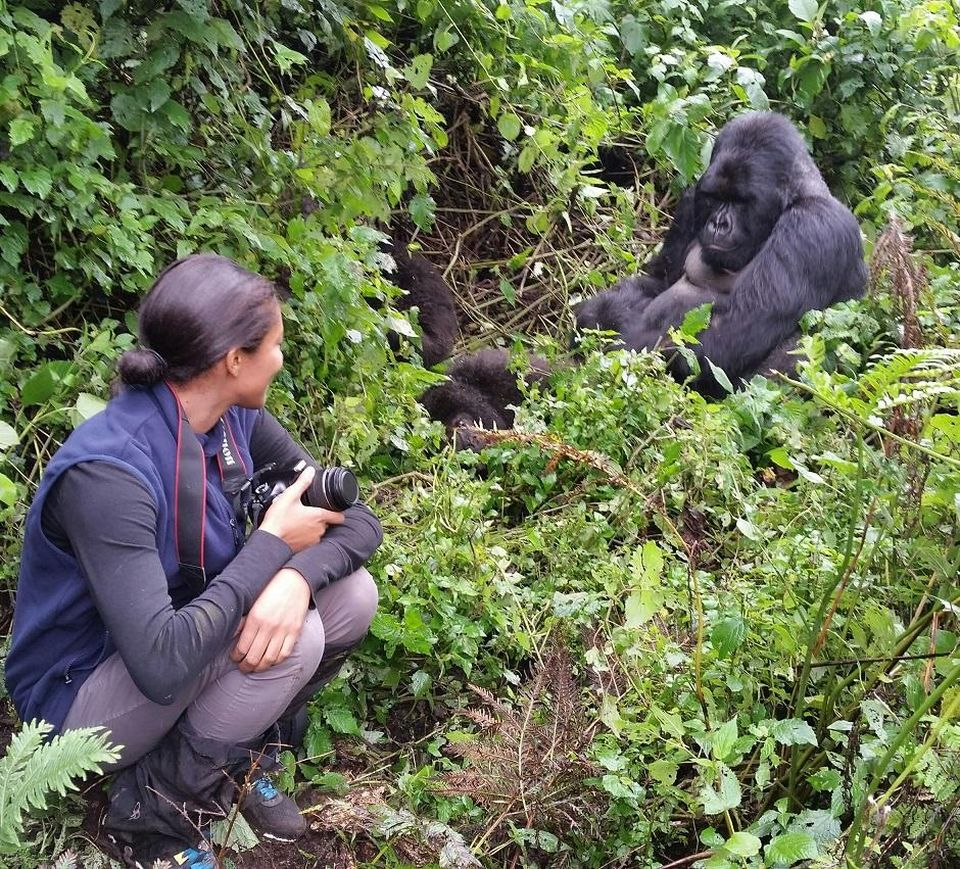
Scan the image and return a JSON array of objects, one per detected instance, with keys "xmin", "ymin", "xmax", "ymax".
[{"xmin": 230, "ymin": 826, "xmax": 359, "ymax": 869}]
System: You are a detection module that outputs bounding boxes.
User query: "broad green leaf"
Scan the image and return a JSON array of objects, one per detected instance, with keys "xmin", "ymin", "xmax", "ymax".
[
  {"xmin": 619, "ymin": 15, "xmax": 648, "ymax": 55},
  {"xmin": 370, "ymin": 611, "xmax": 404, "ymax": 653},
  {"xmin": 638, "ymin": 541, "xmax": 663, "ymax": 581},
  {"xmin": 788, "ymin": 0, "xmax": 818, "ymax": 23},
  {"xmin": 600, "ymin": 693, "xmax": 624, "ymax": 737},
  {"xmin": 518, "ymin": 143, "xmax": 537, "ymax": 173},
  {"xmin": 648, "ymin": 759, "xmax": 678, "ymax": 786},
  {"xmin": 808, "ymin": 768, "xmax": 840, "ymax": 792},
  {"xmin": 770, "ymin": 718, "xmax": 818, "ymax": 747},
  {"xmin": 0, "ymin": 165, "xmax": 17, "ymax": 192},
  {"xmin": 306, "ymin": 98, "xmax": 331, "ymax": 136},
  {"xmin": 0, "ymin": 421, "xmax": 18, "ymax": 450},
  {"xmin": 146, "ymin": 78, "xmax": 171, "ymax": 112},
  {"xmin": 651, "ymin": 705, "xmax": 685, "ymax": 739},
  {"xmin": 701, "ymin": 828, "xmax": 725, "ymax": 848},
  {"xmin": 9, "ymin": 117, "xmax": 36, "ymax": 147},
  {"xmin": 711, "ymin": 616, "xmax": 746, "ymax": 658},
  {"xmin": 808, "ymin": 115, "xmax": 827, "ymax": 139},
  {"xmin": 767, "ymin": 447, "xmax": 795, "ymax": 469},
  {"xmin": 100, "ymin": 0, "xmax": 124, "ymax": 19},
  {"xmin": 310, "ymin": 771, "xmax": 349, "ymax": 794},
  {"xmin": 273, "ymin": 44, "xmax": 308, "ymax": 73},
  {"xmin": 795, "ymin": 808, "xmax": 842, "ymax": 845},
  {"xmin": 701, "ymin": 762, "xmax": 742, "ymax": 814},
  {"xmin": 21, "ymin": 363, "xmax": 69, "ymax": 407},
  {"xmin": 368, "ymin": 4, "xmax": 394, "ymax": 22},
  {"xmin": 706, "ymin": 358, "xmax": 734, "ymax": 393},
  {"xmin": 624, "ymin": 590, "xmax": 656, "ymax": 627},
  {"xmin": 411, "ymin": 669, "xmax": 431, "ymax": 697},
  {"xmin": 73, "ymin": 392, "xmax": 107, "ymax": 425},
  {"xmin": 601, "ymin": 773, "xmax": 640, "ymax": 800},
  {"xmin": 408, "ymin": 193, "xmax": 435, "ymax": 231},
  {"xmin": 19, "ymin": 167, "xmax": 52, "ymax": 199},
  {"xmin": 679, "ymin": 302, "xmax": 712, "ymax": 338},
  {"xmin": 304, "ymin": 723, "xmax": 333, "ymax": 759},
  {"xmin": 434, "ymin": 26, "xmax": 458, "ymax": 52},
  {"xmin": 860, "ymin": 10, "xmax": 881, "ymax": 36},
  {"xmin": 401, "ymin": 608, "xmax": 433, "ymax": 654},
  {"xmin": 663, "ymin": 123, "xmax": 701, "ymax": 183},
  {"xmin": 161, "ymin": 100, "xmax": 191, "ymax": 131},
  {"xmin": 404, "ymin": 53, "xmax": 433, "ymax": 89},
  {"xmin": 712, "ymin": 718, "xmax": 738, "ymax": 762},
  {"xmin": 724, "ymin": 831, "xmax": 761, "ymax": 858},
  {"xmin": 765, "ymin": 831, "xmax": 818, "ymax": 865},
  {"xmin": 498, "ymin": 112, "xmax": 522, "ymax": 142},
  {"xmin": 324, "ymin": 706, "xmax": 361, "ymax": 735},
  {"xmin": 210, "ymin": 813, "xmax": 258, "ymax": 849},
  {"xmin": 0, "ymin": 473, "xmax": 17, "ymax": 506}
]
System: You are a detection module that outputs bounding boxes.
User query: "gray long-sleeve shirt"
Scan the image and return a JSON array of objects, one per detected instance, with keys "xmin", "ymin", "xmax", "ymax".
[{"xmin": 41, "ymin": 411, "xmax": 382, "ymax": 705}]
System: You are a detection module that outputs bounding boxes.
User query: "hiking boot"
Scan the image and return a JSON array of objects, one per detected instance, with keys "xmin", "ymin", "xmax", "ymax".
[
  {"xmin": 240, "ymin": 775, "xmax": 307, "ymax": 842},
  {"xmin": 105, "ymin": 833, "xmax": 218, "ymax": 869}
]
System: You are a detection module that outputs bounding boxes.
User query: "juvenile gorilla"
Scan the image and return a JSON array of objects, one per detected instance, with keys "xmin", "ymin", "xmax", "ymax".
[
  {"xmin": 576, "ymin": 112, "xmax": 867, "ymax": 396},
  {"xmin": 419, "ymin": 349, "xmax": 550, "ymax": 451},
  {"xmin": 381, "ymin": 241, "xmax": 458, "ymax": 368}
]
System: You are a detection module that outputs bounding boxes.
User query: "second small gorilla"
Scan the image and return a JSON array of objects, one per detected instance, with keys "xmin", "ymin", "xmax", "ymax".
[
  {"xmin": 419, "ymin": 349, "xmax": 550, "ymax": 451},
  {"xmin": 576, "ymin": 112, "xmax": 867, "ymax": 396}
]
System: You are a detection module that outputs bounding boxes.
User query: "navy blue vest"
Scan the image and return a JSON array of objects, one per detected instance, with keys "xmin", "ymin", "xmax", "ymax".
[{"xmin": 6, "ymin": 383, "xmax": 259, "ymax": 731}]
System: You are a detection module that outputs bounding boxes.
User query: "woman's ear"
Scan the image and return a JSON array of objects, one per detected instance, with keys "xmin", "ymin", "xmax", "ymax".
[{"xmin": 224, "ymin": 347, "xmax": 243, "ymax": 377}]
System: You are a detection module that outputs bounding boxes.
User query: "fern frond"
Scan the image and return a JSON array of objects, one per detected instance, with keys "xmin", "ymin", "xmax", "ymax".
[{"xmin": 0, "ymin": 721, "xmax": 120, "ymax": 852}]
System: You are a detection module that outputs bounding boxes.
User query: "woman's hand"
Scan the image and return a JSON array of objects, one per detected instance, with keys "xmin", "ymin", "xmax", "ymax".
[
  {"xmin": 257, "ymin": 465, "xmax": 345, "ymax": 553},
  {"xmin": 231, "ymin": 568, "xmax": 311, "ymax": 673}
]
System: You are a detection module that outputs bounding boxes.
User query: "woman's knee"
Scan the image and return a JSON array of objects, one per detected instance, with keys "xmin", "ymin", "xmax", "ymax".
[{"xmin": 327, "ymin": 567, "xmax": 379, "ymax": 647}]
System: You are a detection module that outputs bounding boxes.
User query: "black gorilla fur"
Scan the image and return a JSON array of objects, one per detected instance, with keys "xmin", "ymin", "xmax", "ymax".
[
  {"xmin": 575, "ymin": 112, "xmax": 867, "ymax": 396},
  {"xmin": 381, "ymin": 242, "xmax": 458, "ymax": 368},
  {"xmin": 419, "ymin": 349, "xmax": 550, "ymax": 451}
]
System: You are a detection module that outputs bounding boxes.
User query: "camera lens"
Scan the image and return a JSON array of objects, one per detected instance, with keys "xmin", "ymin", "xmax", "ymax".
[{"xmin": 312, "ymin": 467, "xmax": 360, "ymax": 511}]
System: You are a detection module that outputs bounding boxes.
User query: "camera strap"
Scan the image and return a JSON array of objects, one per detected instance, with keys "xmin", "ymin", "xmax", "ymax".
[{"xmin": 170, "ymin": 388, "xmax": 248, "ymax": 594}]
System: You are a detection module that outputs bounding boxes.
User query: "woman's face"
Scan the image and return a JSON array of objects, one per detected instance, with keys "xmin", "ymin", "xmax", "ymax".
[{"xmin": 235, "ymin": 303, "xmax": 284, "ymax": 408}]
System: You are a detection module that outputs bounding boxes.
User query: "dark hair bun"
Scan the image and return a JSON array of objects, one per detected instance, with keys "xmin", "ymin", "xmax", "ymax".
[{"xmin": 116, "ymin": 348, "xmax": 167, "ymax": 387}]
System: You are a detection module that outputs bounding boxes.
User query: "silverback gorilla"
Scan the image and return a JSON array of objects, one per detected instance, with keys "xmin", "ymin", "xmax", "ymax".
[{"xmin": 576, "ymin": 112, "xmax": 867, "ymax": 396}]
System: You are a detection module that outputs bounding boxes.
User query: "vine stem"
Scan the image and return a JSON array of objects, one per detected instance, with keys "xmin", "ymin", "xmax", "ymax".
[{"xmin": 659, "ymin": 851, "xmax": 714, "ymax": 869}]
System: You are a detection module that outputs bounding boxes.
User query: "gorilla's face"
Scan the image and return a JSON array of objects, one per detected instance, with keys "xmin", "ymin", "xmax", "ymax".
[{"xmin": 694, "ymin": 148, "xmax": 784, "ymax": 273}]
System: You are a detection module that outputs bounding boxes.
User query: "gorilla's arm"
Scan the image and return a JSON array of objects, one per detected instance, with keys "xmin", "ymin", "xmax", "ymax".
[
  {"xmin": 628, "ymin": 196, "xmax": 865, "ymax": 396},
  {"xmin": 574, "ymin": 187, "xmax": 704, "ymax": 335},
  {"xmin": 644, "ymin": 187, "xmax": 702, "ymax": 285}
]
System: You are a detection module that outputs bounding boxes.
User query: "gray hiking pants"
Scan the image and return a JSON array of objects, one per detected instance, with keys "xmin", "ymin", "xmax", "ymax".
[{"xmin": 63, "ymin": 567, "xmax": 378, "ymax": 770}]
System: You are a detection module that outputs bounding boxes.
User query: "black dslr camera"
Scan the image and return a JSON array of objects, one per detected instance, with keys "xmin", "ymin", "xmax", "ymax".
[{"xmin": 238, "ymin": 459, "xmax": 359, "ymax": 529}]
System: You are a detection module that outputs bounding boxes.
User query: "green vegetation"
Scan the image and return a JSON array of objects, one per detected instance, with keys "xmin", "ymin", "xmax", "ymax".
[{"xmin": 0, "ymin": 0, "xmax": 959, "ymax": 866}]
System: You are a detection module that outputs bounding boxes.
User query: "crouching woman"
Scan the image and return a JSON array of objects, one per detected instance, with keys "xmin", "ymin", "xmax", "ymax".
[{"xmin": 5, "ymin": 254, "xmax": 381, "ymax": 868}]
